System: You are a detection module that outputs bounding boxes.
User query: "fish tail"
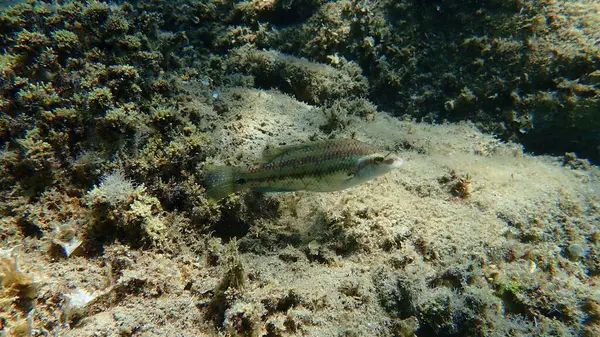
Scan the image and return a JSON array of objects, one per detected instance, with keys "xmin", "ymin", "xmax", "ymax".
[{"xmin": 204, "ymin": 165, "xmax": 246, "ymax": 200}]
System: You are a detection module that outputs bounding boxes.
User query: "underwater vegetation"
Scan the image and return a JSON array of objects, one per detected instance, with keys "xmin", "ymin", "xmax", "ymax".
[
  {"xmin": 215, "ymin": 0, "xmax": 600, "ymax": 162},
  {"xmin": 0, "ymin": 0, "xmax": 214, "ymax": 333},
  {"xmin": 0, "ymin": 0, "xmax": 599, "ymax": 336}
]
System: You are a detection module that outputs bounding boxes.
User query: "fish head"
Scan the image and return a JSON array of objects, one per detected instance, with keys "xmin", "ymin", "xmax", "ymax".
[{"xmin": 355, "ymin": 152, "xmax": 404, "ymax": 180}]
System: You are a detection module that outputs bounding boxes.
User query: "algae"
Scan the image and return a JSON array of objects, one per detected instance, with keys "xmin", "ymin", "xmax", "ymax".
[{"xmin": 0, "ymin": 0, "xmax": 599, "ymax": 336}]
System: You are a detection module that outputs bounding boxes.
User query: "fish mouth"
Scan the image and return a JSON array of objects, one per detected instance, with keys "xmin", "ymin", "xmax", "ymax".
[{"xmin": 383, "ymin": 156, "xmax": 404, "ymax": 169}]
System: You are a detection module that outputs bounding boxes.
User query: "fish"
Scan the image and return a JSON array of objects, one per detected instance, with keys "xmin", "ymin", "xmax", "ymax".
[{"xmin": 204, "ymin": 138, "xmax": 404, "ymax": 200}]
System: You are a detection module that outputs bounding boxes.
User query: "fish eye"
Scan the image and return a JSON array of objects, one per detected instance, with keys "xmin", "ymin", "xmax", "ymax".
[{"xmin": 374, "ymin": 156, "xmax": 384, "ymax": 164}]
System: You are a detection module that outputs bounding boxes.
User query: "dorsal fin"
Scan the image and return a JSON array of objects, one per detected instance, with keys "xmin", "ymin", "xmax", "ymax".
[
  {"xmin": 260, "ymin": 139, "xmax": 377, "ymax": 163},
  {"xmin": 260, "ymin": 144, "xmax": 302, "ymax": 162},
  {"xmin": 260, "ymin": 141, "xmax": 326, "ymax": 162}
]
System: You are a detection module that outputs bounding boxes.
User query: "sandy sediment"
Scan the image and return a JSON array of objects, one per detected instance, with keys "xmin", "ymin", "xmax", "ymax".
[{"xmin": 2, "ymin": 85, "xmax": 599, "ymax": 336}]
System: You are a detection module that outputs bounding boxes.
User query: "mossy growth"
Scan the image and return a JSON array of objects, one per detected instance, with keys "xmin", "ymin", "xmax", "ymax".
[
  {"xmin": 101, "ymin": 103, "xmax": 146, "ymax": 133},
  {"xmin": 0, "ymin": 248, "xmax": 37, "ymax": 336},
  {"xmin": 1, "ymin": 0, "xmax": 209, "ymax": 207},
  {"xmin": 16, "ymin": 81, "xmax": 61, "ymax": 110},
  {"xmin": 220, "ymin": 240, "xmax": 246, "ymax": 291},
  {"xmin": 439, "ymin": 169, "xmax": 472, "ymax": 199},
  {"xmin": 225, "ymin": 47, "xmax": 368, "ymax": 105},
  {"xmin": 207, "ymin": 239, "xmax": 246, "ymax": 327},
  {"xmin": 86, "ymin": 86, "xmax": 113, "ymax": 114},
  {"xmin": 14, "ymin": 29, "xmax": 48, "ymax": 53},
  {"xmin": 51, "ymin": 29, "xmax": 80, "ymax": 50},
  {"xmin": 85, "ymin": 170, "xmax": 167, "ymax": 250},
  {"xmin": 223, "ymin": 301, "xmax": 265, "ymax": 337},
  {"xmin": 105, "ymin": 14, "xmax": 130, "ymax": 35},
  {"xmin": 81, "ymin": 1, "xmax": 110, "ymax": 28},
  {"xmin": 319, "ymin": 97, "xmax": 377, "ymax": 134}
]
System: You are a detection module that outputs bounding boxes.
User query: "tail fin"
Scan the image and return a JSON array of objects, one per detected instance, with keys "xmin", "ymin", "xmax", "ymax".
[{"xmin": 204, "ymin": 165, "xmax": 245, "ymax": 200}]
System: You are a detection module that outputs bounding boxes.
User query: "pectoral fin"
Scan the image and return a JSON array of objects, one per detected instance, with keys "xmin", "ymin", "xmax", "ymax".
[{"xmin": 330, "ymin": 170, "xmax": 355, "ymax": 181}]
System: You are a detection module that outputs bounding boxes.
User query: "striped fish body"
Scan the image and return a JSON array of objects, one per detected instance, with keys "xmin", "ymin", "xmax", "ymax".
[{"xmin": 205, "ymin": 139, "xmax": 403, "ymax": 200}]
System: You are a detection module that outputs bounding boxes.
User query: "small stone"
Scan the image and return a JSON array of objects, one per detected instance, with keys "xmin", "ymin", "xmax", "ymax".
[{"xmin": 568, "ymin": 244, "xmax": 586, "ymax": 260}]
